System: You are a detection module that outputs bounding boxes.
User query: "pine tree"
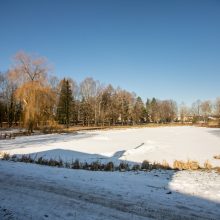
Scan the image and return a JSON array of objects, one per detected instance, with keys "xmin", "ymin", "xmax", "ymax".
[
  {"xmin": 151, "ymin": 98, "xmax": 158, "ymax": 123},
  {"xmin": 133, "ymin": 96, "xmax": 145, "ymax": 124},
  {"xmin": 145, "ymin": 98, "xmax": 151, "ymax": 123},
  {"xmin": 57, "ymin": 79, "xmax": 73, "ymax": 127}
]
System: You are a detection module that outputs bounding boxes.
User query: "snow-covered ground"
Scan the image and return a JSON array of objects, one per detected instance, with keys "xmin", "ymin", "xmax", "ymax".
[
  {"xmin": 1, "ymin": 126, "xmax": 220, "ymax": 167},
  {"xmin": 0, "ymin": 160, "xmax": 220, "ymax": 220},
  {"xmin": 1, "ymin": 126, "xmax": 220, "ymax": 219}
]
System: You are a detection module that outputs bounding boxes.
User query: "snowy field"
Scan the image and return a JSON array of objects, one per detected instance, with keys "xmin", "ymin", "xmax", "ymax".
[
  {"xmin": 1, "ymin": 126, "xmax": 220, "ymax": 219},
  {"xmin": 1, "ymin": 126, "xmax": 220, "ymax": 167},
  {"xmin": 0, "ymin": 160, "xmax": 220, "ymax": 220}
]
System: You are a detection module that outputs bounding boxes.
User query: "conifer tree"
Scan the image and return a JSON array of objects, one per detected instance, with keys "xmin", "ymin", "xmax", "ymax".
[
  {"xmin": 57, "ymin": 79, "xmax": 73, "ymax": 127},
  {"xmin": 133, "ymin": 96, "xmax": 145, "ymax": 124}
]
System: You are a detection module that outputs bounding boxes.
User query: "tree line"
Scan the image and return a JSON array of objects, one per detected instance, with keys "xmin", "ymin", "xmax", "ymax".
[{"xmin": 0, "ymin": 52, "xmax": 219, "ymax": 131}]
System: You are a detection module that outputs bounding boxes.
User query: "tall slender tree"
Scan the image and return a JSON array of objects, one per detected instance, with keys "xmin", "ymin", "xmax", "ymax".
[
  {"xmin": 57, "ymin": 79, "xmax": 73, "ymax": 127},
  {"xmin": 133, "ymin": 96, "xmax": 145, "ymax": 124}
]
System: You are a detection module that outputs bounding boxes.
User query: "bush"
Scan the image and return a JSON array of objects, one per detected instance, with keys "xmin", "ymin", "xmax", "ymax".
[
  {"xmin": 187, "ymin": 160, "xmax": 199, "ymax": 170},
  {"xmin": 64, "ymin": 161, "xmax": 70, "ymax": 168},
  {"xmin": 48, "ymin": 158, "xmax": 63, "ymax": 167},
  {"xmin": 11, "ymin": 154, "xmax": 17, "ymax": 161},
  {"xmin": 204, "ymin": 160, "xmax": 212, "ymax": 170},
  {"xmin": 215, "ymin": 167, "xmax": 220, "ymax": 173},
  {"xmin": 214, "ymin": 155, "xmax": 220, "ymax": 160},
  {"xmin": 161, "ymin": 160, "xmax": 171, "ymax": 170},
  {"xmin": 90, "ymin": 161, "xmax": 102, "ymax": 171},
  {"xmin": 19, "ymin": 155, "xmax": 34, "ymax": 163},
  {"xmin": 36, "ymin": 157, "xmax": 48, "ymax": 165},
  {"xmin": 82, "ymin": 162, "xmax": 89, "ymax": 170},
  {"xmin": 152, "ymin": 162, "xmax": 167, "ymax": 170},
  {"xmin": 132, "ymin": 164, "xmax": 140, "ymax": 171},
  {"xmin": 141, "ymin": 160, "xmax": 150, "ymax": 170},
  {"xmin": 71, "ymin": 159, "xmax": 81, "ymax": 169},
  {"xmin": 119, "ymin": 161, "xmax": 129, "ymax": 171},
  {"xmin": 2, "ymin": 153, "xmax": 10, "ymax": 160},
  {"xmin": 104, "ymin": 162, "xmax": 114, "ymax": 171},
  {"xmin": 173, "ymin": 160, "xmax": 200, "ymax": 170},
  {"xmin": 173, "ymin": 160, "xmax": 184, "ymax": 170}
]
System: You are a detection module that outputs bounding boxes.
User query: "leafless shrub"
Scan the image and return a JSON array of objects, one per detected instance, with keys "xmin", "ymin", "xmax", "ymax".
[
  {"xmin": 64, "ymin": 161, "xmax": 71, "ymax": 168},
  {"xmin": 173, "ymin": 160, "xmax": 200, "ymax": 170},
  {"xmin": 119, "ymin": 161, "xmax": 129, "ymax": 171},
  {"xmin": 82, "ymin": 162, "xmax": 89, "ymax": 170},
  {"xmin": 141, "ymin": 160, "xmax": 150, "ymax": 170},
  {"xmin": 90, "ymin": 161, "xmax": 102, "ymax": 171},
  {"xmin": 152, "ymin": 160, "xmax": 172, "ymax": 170},
  {"xmin": 18, "ymin": 155, "xmax": 34, "ymax": 163},
  {"xmin": 204, "ymin": 160, "xmax": 212, "ymax": 170},
  {"xmin": 71, "ymin": 159, "xmax": 81, "ymax": 169},
  {"xmin": 104, "ymin": 162, "xmax": 114, "ymax": 171},
  {"xmin": 188, "ymin": 160, "xmax": 200, "ymax": 170},
  {"xmin": 11, "ymin": 154, "xmax": 18, "ymax": 161},
  {"xmin": 48, "ymin": 158, "xmax": 63, "ymax": 167},
  {"xmin": 215, "ymin": 167, "xmax": 220, "ymax": 173},
  {"xmin": 214, "ymin": 155, "xmax": 220, "ymax": 160},
  {"xmin": 132, "ymin": 164, "xmax": 141, "ymax": 171},
  {"xmin": 36, "ymin": 157, "xmax": 49, "ymax": 165},
  {"xmin": 2, "ymin": 153, "xmax": 10, "ymax": 160}
]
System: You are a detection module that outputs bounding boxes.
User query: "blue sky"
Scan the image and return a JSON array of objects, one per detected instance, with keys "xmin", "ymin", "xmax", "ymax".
[{"xmin": 0, "ymin": 0, "xmax": 220, "ymax": 104}]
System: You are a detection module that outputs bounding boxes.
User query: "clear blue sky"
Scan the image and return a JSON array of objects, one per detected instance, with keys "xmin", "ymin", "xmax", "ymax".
[{"xmin": 0, "ymin": 0, "xmax": 220, "ymax": 104}]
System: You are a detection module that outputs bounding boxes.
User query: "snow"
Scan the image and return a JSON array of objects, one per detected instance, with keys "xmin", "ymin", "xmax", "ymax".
[
  {"xmin": 1, "ymin": 126, "xmax": 220, "ymax": 219},
  {"xmin": 1, "ymin": 126, "xmax": 220, "ymax": 167},
  {"xmin": 0, "ymin": 160, "xmax": 220, "ymax": 219}
]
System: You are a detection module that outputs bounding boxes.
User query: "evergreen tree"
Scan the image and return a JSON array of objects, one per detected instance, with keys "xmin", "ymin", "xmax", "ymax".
[
  {"xmin": 133, "ymin": 96, "xmax": 145, "ymax": 124},
  {"xmin": 145, "ymin": 98, "xmax": 151, "ymax": 123},
  {"xmin": 57, "ymin": 79, "xmax": 73, "ymax": 127},
  {"xmin": 151, "ymin": 97, "xmax": 158, "ymax": 123}
]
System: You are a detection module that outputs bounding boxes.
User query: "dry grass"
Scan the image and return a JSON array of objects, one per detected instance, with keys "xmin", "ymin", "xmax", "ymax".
[
  {"xmin": 204, "ymin": 160, "xmax": 212, "ymax": 170},
  {"xmin": 173, "ymin": 160, "xmax": 200, "ymax": 170},
  {"xmin": 215, "ymin": 167, "xmax": 220, "ymax": 173},
  {"xmin": 161, "ymin": 160, "xmax": 171, "ymax": 169},
  {"xmin": 214, "ymin": 155, "xmax": 220, "ymax": 160},
  {"xmin": 1, "ymin": 152, "xmax": 218, "ymax": 174},
  {"xmin": 151, "ymin": 161, "xmax": 172, "ymax": 170},
  {"xmin": 64, "ymin": 123, "xmax": 192, "ymax": 133},
  {"xmin": 1, "ymin": 152, "xmax": 10, "ymax": 160}
]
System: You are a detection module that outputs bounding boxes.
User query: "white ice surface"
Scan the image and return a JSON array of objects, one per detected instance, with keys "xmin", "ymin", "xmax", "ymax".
[{"xmin": 1, "ymin": 126, "xmax": 220, "ymax": 167}]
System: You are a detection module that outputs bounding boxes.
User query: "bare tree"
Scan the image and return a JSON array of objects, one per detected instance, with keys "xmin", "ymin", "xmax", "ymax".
[
  {"xmin": 116, "ymin": 88, "xmax": 135, "ymax": 125},
  {"xmin": 200, "ymin": 100, "xmax": 212, "ymax": 122},
  {"xmin": 179, "ymin": 102, "xmax": 189, "ymax": 123},
  {"xmin": 191, "ymin": 100, "xmax": 202, "ymax": 116},
  {"xmin": 0, "ymin": 72, "xmax": 7, "ymax": 127},
  {"xmin": 79, "ymin": 77, "xmax": 101, "ymax": 126},
  {"xmin": 10, "ymin": 51, "xmax": 49, "ymax": 83},
  {"xmin": 158, "ymin": 100, "xmax": 177, "ymax": 123},
  {"xmin": 215, "ymin": 97, "xmax": 220, "ymax": 116},
  {"xmin": 215, "ymin": 97, "xmax": 220, "ymax": 125}
]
